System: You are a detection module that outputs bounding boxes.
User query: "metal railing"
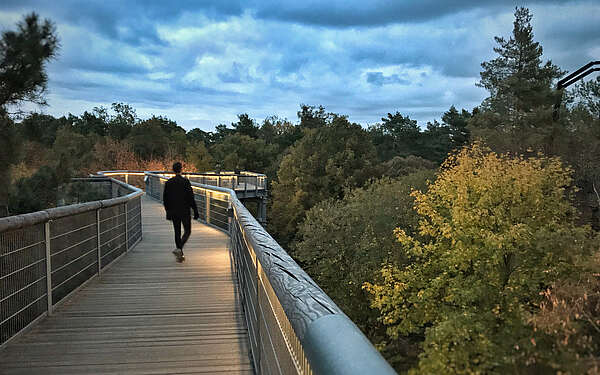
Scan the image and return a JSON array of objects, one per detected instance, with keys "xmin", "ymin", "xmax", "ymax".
[
  {"xmin": 0, "ymin": 177, "xmax": 143, "ymax": 349},
  {"xmin": 98, "ymin": 170, "xmax": 267, "ymax": 195},
  {"xmin": 145, "ymin": 171, "xmax": 395, "ymax": 375}
]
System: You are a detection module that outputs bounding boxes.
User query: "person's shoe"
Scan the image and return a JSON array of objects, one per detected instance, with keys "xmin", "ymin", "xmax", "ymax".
[{"xmin": 172, "ymin": 249, "xmax": 180, "ymax": 256}]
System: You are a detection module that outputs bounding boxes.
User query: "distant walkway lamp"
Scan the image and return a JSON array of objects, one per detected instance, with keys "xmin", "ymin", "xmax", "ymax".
[{"xmin": 553, "ymin": 60, "xmax": 600, "ymax": 121}]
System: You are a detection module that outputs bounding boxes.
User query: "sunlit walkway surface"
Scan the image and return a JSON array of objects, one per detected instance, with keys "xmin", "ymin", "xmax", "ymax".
[{"xmin": 0, "ymin": 195, "xmax": 252, "ymax": 374}]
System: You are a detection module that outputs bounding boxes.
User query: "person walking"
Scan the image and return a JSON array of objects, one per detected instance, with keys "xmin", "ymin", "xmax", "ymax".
[{"xmin": 163, "ymin": 162, "xmax": 199, "ymax": 260}]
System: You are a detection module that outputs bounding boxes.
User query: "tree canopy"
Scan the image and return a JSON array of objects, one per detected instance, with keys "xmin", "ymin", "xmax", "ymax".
[
  {"xmin": 0, "ymin": 13, "xmax": 59, "ymax": 111},
  {"xmin": 365, "ymin": 143, "xmax": 595, "ymax": 374}
]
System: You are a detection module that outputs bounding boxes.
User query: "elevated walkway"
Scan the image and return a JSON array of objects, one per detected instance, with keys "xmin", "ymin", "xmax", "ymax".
[{"xmin": 0, "ymin": 195, "xmax": 252, "ymax": 374}]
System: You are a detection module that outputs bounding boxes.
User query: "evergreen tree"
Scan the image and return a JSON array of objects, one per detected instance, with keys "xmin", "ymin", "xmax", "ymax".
[
  {"xmin": 0, "ymin": 13, "xmax": 59, "ymax": 111},
  {"xmin": 478, "ymin": 7, "xmax": 562, "ymax": 119}
]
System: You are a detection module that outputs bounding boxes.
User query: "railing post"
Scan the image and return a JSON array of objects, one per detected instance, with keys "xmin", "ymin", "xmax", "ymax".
[
  {"xmin": 97, "ymin": 209, "xmax": 102, "ymax": 276},
  {"xmin": 44, "ymin": 221, "xmax": 53, "ymax": 316},
  {"xmin": 206, "ymin": 192, "xmax": 211, "ymax": 224},
  {"xmin": 125, "ymin": 202, "xmax": 129, "ymax": 252},
  {"xmin": 125, "ymin": 174, "xmax": 129, "ymax": 185},
  {"xmin": 218, "ymin": 176, "xmax": 221, "ymax": 187}
]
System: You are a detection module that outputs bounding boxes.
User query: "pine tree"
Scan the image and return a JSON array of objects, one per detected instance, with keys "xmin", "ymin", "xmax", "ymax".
[{"xmin": 478, "ymin": 7, "xmax": 562, "ymax": 119}]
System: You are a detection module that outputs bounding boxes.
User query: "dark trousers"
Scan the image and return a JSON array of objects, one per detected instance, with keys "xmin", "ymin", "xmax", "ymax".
[{"xmin": 172, "ymin": 214, "xmax": 191, "ymax": 250}]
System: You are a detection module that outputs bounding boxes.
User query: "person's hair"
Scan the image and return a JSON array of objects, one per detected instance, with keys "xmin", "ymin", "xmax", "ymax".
[{"xmin": 172, "ymin": 162, "xmax": 182, "ymax": 174}]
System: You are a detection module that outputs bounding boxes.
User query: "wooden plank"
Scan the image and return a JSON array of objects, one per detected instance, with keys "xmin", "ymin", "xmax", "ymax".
[{"xmin": 0, "ymin": 195, "xmax": 252, "ymax": 374}]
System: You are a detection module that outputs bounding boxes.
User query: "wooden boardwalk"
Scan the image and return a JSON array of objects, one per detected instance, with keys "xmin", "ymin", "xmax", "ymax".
[{"xmin": 0, "ymin": 195, "xmax": 253, "ymax": 375}]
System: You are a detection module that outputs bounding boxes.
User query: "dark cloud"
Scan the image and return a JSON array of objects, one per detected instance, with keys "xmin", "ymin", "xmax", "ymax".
[
  {"xmin": 366, "ymin": 72, "xmax": 410, "ymax": 86},
  {"xmin": 252, "ymin": 0, "xmax": 569, "ymax": 27}
]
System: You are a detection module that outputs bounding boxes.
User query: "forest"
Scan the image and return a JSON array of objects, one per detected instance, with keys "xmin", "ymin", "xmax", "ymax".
[{"xmin": 1, "ymin": 8, "xmax": 600, "ymax": 374}]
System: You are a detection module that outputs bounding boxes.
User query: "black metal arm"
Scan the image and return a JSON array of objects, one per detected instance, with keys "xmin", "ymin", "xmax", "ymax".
[{"xmin": 553, "ymin": 61, "xmax": 600, "ymax": 121}]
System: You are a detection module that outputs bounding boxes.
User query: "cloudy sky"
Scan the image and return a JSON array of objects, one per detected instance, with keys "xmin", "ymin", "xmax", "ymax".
[{"xmin": 0, "ymin": 1, "xmax": 598, "ymax": 131}]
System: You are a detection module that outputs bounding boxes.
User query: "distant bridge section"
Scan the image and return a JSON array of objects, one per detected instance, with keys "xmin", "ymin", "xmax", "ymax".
[{"xmin": 98, "ymin": 170, "xmax": 268, "ymax": 224}]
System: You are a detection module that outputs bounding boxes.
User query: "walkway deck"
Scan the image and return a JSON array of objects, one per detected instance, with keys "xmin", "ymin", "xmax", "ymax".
[{"xmin": 0, "ymin": 195, "xmax": 252, "ymax": 374}]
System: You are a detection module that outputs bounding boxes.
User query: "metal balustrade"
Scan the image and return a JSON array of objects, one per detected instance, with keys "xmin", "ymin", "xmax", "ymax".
[
  {"xmin": 98, "ymin": 170, "xmax": 267, "ymax": 197},
  {"xmin": 0, "ymin": 177, "xmax": 143, "ymax": 349},
  {"xmin": 144, "ymin": 171, "xmax": 395, "ymax": 375}
]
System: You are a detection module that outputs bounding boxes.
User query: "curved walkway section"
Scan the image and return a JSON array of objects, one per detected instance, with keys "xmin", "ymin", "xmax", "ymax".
[{"xmin": 0, "ymin": 195, "xmax": 252, "ymax": 374}]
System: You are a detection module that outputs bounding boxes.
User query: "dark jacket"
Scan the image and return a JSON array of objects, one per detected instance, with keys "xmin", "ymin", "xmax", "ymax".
[{"xmin": 163, "ymin": 175, "xmax": 199, "ymax": 219}]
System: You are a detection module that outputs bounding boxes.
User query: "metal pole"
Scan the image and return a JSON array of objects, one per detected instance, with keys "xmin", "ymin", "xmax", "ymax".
[
  {"xmin": 125, "ymin": 202, "xmax": 129, "ymax": 252},
  {"xmin": 206, "ymin": 192, "xmax": 211, "ymax": 224},
  {"xmin": 45, "ymin": 221, "xmax": 53, "ymax": 316},
  {"xmin": 97, "ymin": 209, "xmax": 102, "ymax": 276},
  {"xmin": 125, "ymin": 173, "xmax": 129, "ymax": 185}
]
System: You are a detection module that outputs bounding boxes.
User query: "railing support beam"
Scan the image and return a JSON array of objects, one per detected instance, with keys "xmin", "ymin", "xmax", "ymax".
[
  {"xmin": 45, "ymin": 221, "xmax": 53, "ymax": 316},
  {"xmin": 97, "ymin": 209, "xmax": 102, "ymax": 276}
]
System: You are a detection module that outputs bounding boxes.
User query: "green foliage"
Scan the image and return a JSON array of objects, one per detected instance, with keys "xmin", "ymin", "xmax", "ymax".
[
  {"xmin": 381, "ymin": 155, "xmax": 437, "ymax": 178},
  {"xmin": 186, "ymin": 141, "xmax": 214, "ymax": 172},
  {"xmin": 232, "ymin": 113, "xmax": 260, "ymax": 138},
  {"xmin": 107, "ymin": 102, "xmax": 137, "ymax": 140},
  {"xmin": 127, "ymin": 116, "xmax": 186, "ymax": 160},
  {"xmin": 365, "ymin": 144, "xmax": 595, "ymax": 374},
  {"xmin": 471, "ymin": 7, "xmax": 563, "ymax": 156},
  {"xmin": 297, "ymin": 104, "xmax": 329, "ymax": 129},
  {"xmin": 259, "ymin": 115, "xmax": 303, "ymax": 152},
  {"xmin": 0, "ymin": 113, "xmax": 20, "ymax": 216},
  {"xmin": 478, "ymin": 7, "xmax": 562, "ymax": 116},
  {"xmin": 295, "ymin": 172, "xmax": 434, "ymax": 371},
  {"xmin": 0, "ymin": 13, "xmax": 59, "ymax": 110},
  {"xmin": 8, "ymin": 165, "xmax": 61, "ymax": 214},
  {"xmin": 441, "ymin": 105, "xmax": 471, "ymax": 149},
  {"xmin": 71, "ymin": 108, "xmax": 109, "ymax": 136},
  {"xmin": 369, "ymin": 112, "xmax": 422, "ymax": 161},
  {"xmin": 211, "ymin": 133, "xmax": 276, "ymax": 172},
  {"xmin": 18, "ymin": 113, "xmax": 63, "ymax": 146},
  {"xmin": 187, "ymin": 128, "xmax": 212, "ymax": 146},
  {"xmin": 573, "ymin": 76, "xmax": 600, "ymax": 120},
  {"xmin": 51, "ymin": 127, "xmax": 96, "ymax": 179},
  {"xmin": 270, "ymin": 115, "xmax": 378, "ymax": 246}
]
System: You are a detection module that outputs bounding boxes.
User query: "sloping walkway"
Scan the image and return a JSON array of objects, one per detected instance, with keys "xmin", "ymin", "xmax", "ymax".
[{"xmin": 0, "ymin": 195, "xmax": 252, "ymax": 374}]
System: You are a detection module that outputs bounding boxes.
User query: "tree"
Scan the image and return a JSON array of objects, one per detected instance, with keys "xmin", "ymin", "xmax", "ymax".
[
  {"xmin": 573, "ymin": 76, "xmax": 600, "ymax": 120},
  {"xmin": 232, "ymin": 113, "xmax": 260, "ymax": 138},
  {"xmin": 71, "ymin": 108, "xmax": 109, "ymax": 136},
  {"xmin": 18, "ymin": 112, "xmax": 62, "ymax": 146},
  {"xmin": 368, "ymin": 112, "xmax": 424, "ymax": 161},
  {"xmin": 187, "ymin": 128, "xmax": 212, "ymax": 146},
  {"xmin": 365, "ymin": 143, "xmax": 595, "ymax": 373},
  {"xmin": 186, "ymin": 141, "xmax": 214, "ymax": 172},
  {"xmin": 0, "ymin": 13, "xmax": 59, "ymax": 111},
  {"xmin": 298, "ymin": 104, "xmax": 329, "ymax": 129},
  {"xmin": 259, "ymin": 115, "xmax": 302, "ymax": 151},
  {"xmin": 470, "ymin": 7, "xmax": 564, "ymax": 157},
  {"xmin": 441, "ymin": 105, "xmax": 471, "ymax": 149},
  {"xmin": 127, "ymin": 116, "xmax": 186, "ymax": 160},
  {"xmin": 0, "ymin": 13, "xmax": 58, "ymax": 216},
  {"xmin": 381, "ymin": 155, "xmax": 437, "ymax": 178},
  {"xmin": 270, "ymin": 115, "xmax": 378, "ymax": 247},
  {"xmin": 210, "ymin": 133, "xmax": 276, "ymax": 172},
  {"xmin": 107, "ymin": 102, "xmax": 137, "ymax": 140},
  {"xmin": 50, "ymin": 127, "xmax": 96, "ymax": 180},
  {"xmin": 478, "ymin": 7, "xmax": 561, "ymax": 118},
  {"xmin": 0, "ymin": 113, "xmax": 19, "ymax": 216},
  {"xmin": 295, "ymin": 172, "xmax": 434, "ymax": 371}
]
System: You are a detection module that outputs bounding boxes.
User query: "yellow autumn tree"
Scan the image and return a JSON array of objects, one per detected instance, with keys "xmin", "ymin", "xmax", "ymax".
[{"xmin": 365, "ymin": 143, "xmax": 595, "ymax": 374}]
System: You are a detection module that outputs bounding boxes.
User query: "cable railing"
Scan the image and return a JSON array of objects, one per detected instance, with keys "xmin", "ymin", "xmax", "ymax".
[
  {"xmin": 0, "ymin": 177, "xmax": 142, "ymax": 349},
  {"xmin": 144, "ymin": 171, "xmax": 395, "ymax": 375}
]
